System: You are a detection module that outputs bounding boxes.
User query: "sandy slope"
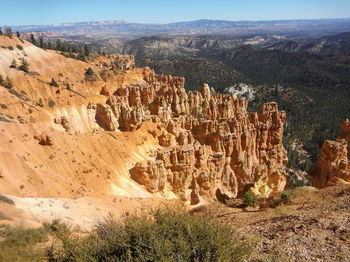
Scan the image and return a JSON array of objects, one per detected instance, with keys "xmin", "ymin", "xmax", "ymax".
[{"xmin": 1, "ymin": 195, "xmax": 173, "ymax": 230}]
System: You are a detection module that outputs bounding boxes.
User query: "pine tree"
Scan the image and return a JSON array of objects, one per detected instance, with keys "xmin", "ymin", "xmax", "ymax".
[
  {"xmin": 16, "ymin": 31, "xmax": 20, "ymax": 38},
  {"xmin": 39, "ymin": 37, "xmax": 44, "ymax": 48},
  {"xmin": 0, "ymin": 28, "xmax": 3, "ymax": 35},
  {"xmin": 84, "ymin": 44, "xmax": 89, "ymax": 57},
  {"xmin": 56, "ymin": 39, "xmax": 62, "ymax": 51},
  {"xmin": 30, "ymin": 34, "xmax": 37, "ymax": 46},
  {"xmin": 4, "ymin": 27, "xmax": 13, "ymax": 37}
]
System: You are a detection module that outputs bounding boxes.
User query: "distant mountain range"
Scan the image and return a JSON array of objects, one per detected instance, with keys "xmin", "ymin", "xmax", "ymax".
[{"xmin": 12, "ymin": 18, "xmax": 350, "ymax": 39}]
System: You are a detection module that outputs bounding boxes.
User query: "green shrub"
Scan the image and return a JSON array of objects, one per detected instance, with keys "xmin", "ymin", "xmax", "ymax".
[
  {"xmin": 47, "ymin": 206, "xmax": 252, "ymax": 262},
  {"xmin": 84, "ymin": 67, "xmax": 99, "ymax": 81},
  {"xmin": 7, "ymin": 46, "xmax": 14, "ymax": 50},
  {"xmin": 243, "ymin": 191, "xmax": 259, "ymax": 207},
  {"xmin": 43, "ymin": 219, "xmax": 70, "ymax": 239},
  {"xmin": 16, "ymin": 44, "xmax": 23, "ymax": 50},
  {"xmin": 281, "ymin": 191, "xmax": 294, "ymax": 203}
]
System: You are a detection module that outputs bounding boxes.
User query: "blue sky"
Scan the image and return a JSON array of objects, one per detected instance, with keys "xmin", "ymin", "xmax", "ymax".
[{"xmin": 1, "ymin": 0, "xmax": 350, "ymax": 26}]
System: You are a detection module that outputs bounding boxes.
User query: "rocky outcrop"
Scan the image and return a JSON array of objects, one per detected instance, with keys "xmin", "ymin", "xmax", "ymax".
[
  {"xmin": 99, "ymin": 68, "xmax": 288, "ymax": 203},
  {"xmin": 310, "ymin": 119, "xmax": 350, "ymax": 188}
]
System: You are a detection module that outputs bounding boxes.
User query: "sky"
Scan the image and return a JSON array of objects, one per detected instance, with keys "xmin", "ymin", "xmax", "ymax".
[{"xmin": 1, "ymin": 0, "xmax": 350, "ymax": 26}]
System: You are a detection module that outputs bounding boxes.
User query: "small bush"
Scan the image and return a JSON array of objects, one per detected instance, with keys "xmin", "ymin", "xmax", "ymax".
[
  {"xmin": 48, "ymin": 100, "xmax": 56, "ymax": 108},
  {"xmin": 9, "ymin": 59, "xmax": 17, "ymax": 68},
  {"xmin": 99, "ymin": 69, "xmax": 112, "ymax": 82},
  {"xmin": 47, "ymin": 206, "xmax": 252, "ymax": 261},
  {"xmin": 18, "ymin": 58, "xmax": 29, "ymax": 72},
  {"xmin": 16, "ymin": 44, "xmax": 23, "ymax": 50},
  {"xmin": 50, "ymin": 78, "xmax": 59, "ymax": 87},
  {"xmin": 243, "ymin": 191, "xmax": 259, "ymax": 207},
  {"xmin": 7, "ymin": 46, "xmax": 14, "ymax": 50},
  {"xmin": 37, "ymin": 98, "xmax": 44, "ymax": 107},
  {"xmin": 281, "ymin": 191, "xmax": 294, "ymax": 204},
  {"xmin": 4, "ymin": 77, "xmax": 13, "ymax": 89},
  {"xmin": 84, "ymin": 67, "xmax": 99, "ymax": 82},
  {"xmin": 43, "ymin": 219, "xmax": 70, "ymax": 239}
]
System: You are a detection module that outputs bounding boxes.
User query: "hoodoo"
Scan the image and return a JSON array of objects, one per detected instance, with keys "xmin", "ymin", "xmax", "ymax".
[{"xmin": 310, "ymin": 119, "xmax": 350, "ymax": 188}]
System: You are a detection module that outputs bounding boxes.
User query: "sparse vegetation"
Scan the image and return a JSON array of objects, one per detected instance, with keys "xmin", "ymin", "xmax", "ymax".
[
  {"xmin": 16, "ymin": 44, "xmax": 23, "ymax": 50},
  {"xmin": 48, "ymin": 100, "xmax": 56, "ymax": 108},
  {"xmin": 84, "ymin": 67, "xmax": 99, "ymax": 81},
  {"xmin": 18, "ymin": 58, "xmax": 29, "ymax": 72},
  {"xmin": 8, "ymin": 89, "xmax": 30, "ymax": 101},
  {"xmin": 7, "ymin": 45, "xmax": 14, "ymax": 50},
  {"xmin": 10, "ymin": 59, "xmax": 17, "ymax": 68},
  {"xmin": 4, "ymin": 76, "xmax": 13, "ymax": 89},
  {"xmin": 281, "ymin": 191, "xmax": 294, "ymax": 204},
  {"xmin": 3, "ymin": 27, "xmax": 13, "ymax": 38},
  {"xmin": 243, "ymin": 191, "xmax": 260, "ymax": 207},
  {"xmin": 50, "ymin": 78, "xmax": 59, "ymax": 87},
  {"xmin": 29, "ymin": 34, "xmax": 89, "ymax": 61},
  {"xmin": 0, "ymin": 224, "xmax": 48, "ymax": 262},
  {"xmin": 47, "ymin": 207, "xmax": 252, "ymax": 261},
  {"xmin": 99, "ymin": 69, "xmax": 112, "ymax": 81}
]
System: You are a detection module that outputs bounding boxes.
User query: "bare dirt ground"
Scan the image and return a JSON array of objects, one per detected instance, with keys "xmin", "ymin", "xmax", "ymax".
[{"xmin": 193, "ymin": 185, "xmax": 350, "ymax": 262}]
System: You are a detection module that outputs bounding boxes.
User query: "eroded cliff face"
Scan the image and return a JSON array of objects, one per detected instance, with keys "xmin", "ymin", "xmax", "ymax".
[
  {"xmin": 310, "ymin": 120, "xmax": 350, "ymax": 188},
  {"xmin": 0, "ymin": 36, "xmax": 287, "ymax": 203},
  {"xmin": 98, "ymin": 69, "xmax": 288, "ymax": 203}
]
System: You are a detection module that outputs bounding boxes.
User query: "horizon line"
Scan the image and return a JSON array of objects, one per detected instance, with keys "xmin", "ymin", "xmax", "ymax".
[{"xmin": 8, "ymin": 17, "xmax": 350, "ymax": 28}]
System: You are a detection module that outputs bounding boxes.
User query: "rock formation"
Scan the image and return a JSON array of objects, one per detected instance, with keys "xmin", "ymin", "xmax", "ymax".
[
  {"xmin": 96, "ymin": 68, "xmax": 288, "ymax": 203},
  {"xmin": 310, "ymin": 119, "xmax": 350, "ymax": 188},
  {"xmin": 0, "ymin": 35, "xmax": 287, "ymax": 204}
]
